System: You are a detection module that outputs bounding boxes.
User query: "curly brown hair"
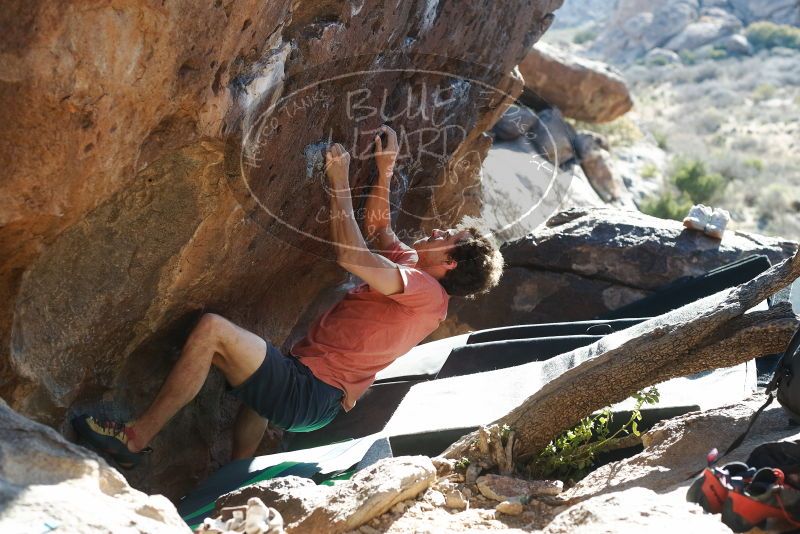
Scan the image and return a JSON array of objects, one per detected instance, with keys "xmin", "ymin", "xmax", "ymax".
[{"xmin": 440, "ymin": 227, "xmax": 504, "ymax": 298}]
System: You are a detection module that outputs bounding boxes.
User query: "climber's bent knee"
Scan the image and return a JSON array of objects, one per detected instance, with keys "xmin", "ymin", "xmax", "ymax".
[{"xmin": 201, "ymin": 314, "xmax": 267, "ymax": 387}]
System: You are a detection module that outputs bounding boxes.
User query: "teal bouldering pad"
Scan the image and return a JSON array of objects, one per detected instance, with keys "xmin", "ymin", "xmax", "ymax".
[{"xmin": 177, "ymin": 434, "xmax": 391, "ymax": 527}]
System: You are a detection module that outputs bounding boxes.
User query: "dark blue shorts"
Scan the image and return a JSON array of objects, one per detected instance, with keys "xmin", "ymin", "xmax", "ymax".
[{"xmin": 227, "ymin": 342, "xmax": 343, "ymax": 432}]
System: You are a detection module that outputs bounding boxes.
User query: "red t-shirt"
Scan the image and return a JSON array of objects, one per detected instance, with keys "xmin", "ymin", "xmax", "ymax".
[{"xmin": 291, "ymin": 241, "xmax": 449, "ymax": 411}]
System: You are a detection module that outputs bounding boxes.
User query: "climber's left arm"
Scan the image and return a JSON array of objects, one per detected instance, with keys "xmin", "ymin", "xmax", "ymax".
[
  {"xmin": 364, "ymin": 125, "xmax": 404, "ymax": 253},
  {"xmin": 325, "ymin": 143, "xmax": 403, "ymax": 296}
]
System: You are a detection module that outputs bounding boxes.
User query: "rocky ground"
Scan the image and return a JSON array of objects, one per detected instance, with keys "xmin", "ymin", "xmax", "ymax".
[
  {"xmin": 266, "ymin": 396, "xmax": 800, "ymax": 534},
  {"xmin": 11, "ymin": 392, "xmax": 795, "ymax": 533}
]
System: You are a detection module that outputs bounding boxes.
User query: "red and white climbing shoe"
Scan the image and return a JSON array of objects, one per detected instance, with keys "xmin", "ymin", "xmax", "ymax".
[
  {"xmin": 721, "ymin": 467, "xmax": 800, "ymax": 532},
  {"xmin": 72, "ymin": 414, "xmax": 152, "ymax": 469},
  {"xmin": 687, "ymin": 449, "xmax": 754, "ymax": 514}
]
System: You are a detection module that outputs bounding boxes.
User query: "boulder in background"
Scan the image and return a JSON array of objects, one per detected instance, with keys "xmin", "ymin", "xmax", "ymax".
[
  {"xmin": 518, "ymin": 41, "xmax": 633, "ymax": 122},
  {"xmin": 428, "ymin": 207, "xmax": 797, "ymax": 339}
]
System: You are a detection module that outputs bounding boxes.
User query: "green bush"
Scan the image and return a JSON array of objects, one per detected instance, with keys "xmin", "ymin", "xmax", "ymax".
[
  {"xmin": 529, "ymin": 388, "xmax": 660, "ymax": 481},
  {"xmin": 679, "ymin": 50, "xmax": 698, "ymax": 65},
  {"xmin": 752, "ymin": 83, "xmax": 776, "ymax": 102},
  {"xmin": 746, "ymin": 21, "xmax": 800, "ymax": 51},
  {"xmin": 709, "ymin": 48, "xmax": 729, "ymax": 61},
  {"xmin": 653, "ymin": 131, "xmax": 669, "ymax": 150},
  {"xmin": 640, "ymin": 191, "xmax": 694, "ymax": 221},
  {"xmin": 744, "ymin": 158, "xmax": 764, "ymax": 172},
  {"xmin": 640, "ymin": 158, "xmax": 727, "ymax": 221},
  {"xmin": 569, "ymin": 117, "xmax": 643, "ymax": 148},
  {"xmin": 672, "ymin": 158, "xmax": 726, "ymax": 204},
  {"xmin": 574, "ymin": 28, "xmax": 598, "ymax": 44},
  {"xmin": 641, "ymin": 163, "xmax": 658, "ymax": 178}
]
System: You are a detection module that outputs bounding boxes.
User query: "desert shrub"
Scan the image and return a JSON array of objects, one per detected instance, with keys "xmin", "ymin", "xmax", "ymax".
[
  {"xmin": 641, "ymin": 158, "xmax": 727, "ymax": 220},
  {"xmin": 730, "ymin": 136, "xmax": 762, "ymax": 152},
  {"xmin": 694, "ymin": 110, "xmax": 724, "ymax": 134},
  {"xmin": 569, "ymin": 117, "xmax": 643, "ymax": 148},
  {"xmin": 710, "ymin": 48, "xmax": 729, "ymax": 61},
  {"xmin": 746, "ymin": 22, "xmax": 800, "ymax": 51},
  {"xmin": 573, "ymin": 28, "xmax": 598, "ymax": 44},
  {"xmin": 529, "ymin": 388, "xmax": 660, "ymax": 481},
  {"xmin": 652, "ymin": 130, "xmax": 669, "ymax": 150},
  {"xmin": 708, "ymin": 153, "xmax": 764, "ymax": 183},
  {"xmin": 650, "ymin": 56, "xmax": 671, "ymax": 66},
  {"xmin": 755, "ymin": 183, "xmax": 800, "ymax": 237},
  {"xmin": 671, "ymin": 158, "xmax": 726, "ymax": 204},
  {"xmin": 693, "ymin": 64, "xmax": 721, "ymax": 83},
  {"xmin": 744, "ymin": 158, "xmax": 764, "ymax": 172},
  {"xmin": 641, "ymin": 163, "xmax": 658, "ymax": 178},
  {"xmin": 680, "ymin": 50, "xmax": 698, "ymax": 65},
  {"xmin": 753, "ymin": 83, "xmax": 777, "ymax": 101},
  {"xmin": 641, "ymin": 190, "xmax": 694, "ymax": 221},
  {"xmin": 711, "ymin": 134, "xmax": 728, "ymax": 147},
  {"xmin": 708, "ymin": 87, "xmax": 744, "ymax": 108},
  {"xmin": 757, "ymin": 183, "xmax": 800, "ymax": 219}
]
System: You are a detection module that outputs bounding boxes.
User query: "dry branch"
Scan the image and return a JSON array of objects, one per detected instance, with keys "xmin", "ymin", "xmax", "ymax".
[{"xmin": 443, "ymin": 251, "xmax": 800, "ymax": 464}]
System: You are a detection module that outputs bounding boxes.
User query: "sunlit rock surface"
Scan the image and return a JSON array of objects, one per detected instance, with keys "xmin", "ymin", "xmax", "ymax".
[{"xmin": 0, "ymin": 0, "xmax": 564, "ymax": 498}]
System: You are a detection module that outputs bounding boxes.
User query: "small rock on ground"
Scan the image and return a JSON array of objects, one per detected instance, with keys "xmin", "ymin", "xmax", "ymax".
[
  {"xmin": 444, "ymin": 489, "xmax": 469, "ymax": 510},
  {"xmin": 496, "ymin": 500, "xmax": 524, "ymax": 516},
  {"xmin": 477, "ymin": 474, "xmax": 563, "ymax": 502}
]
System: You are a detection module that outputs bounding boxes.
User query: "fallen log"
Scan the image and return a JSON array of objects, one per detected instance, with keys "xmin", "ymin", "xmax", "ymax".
[{"xmin": 443, "ymin": 250, "xmax": 800, "ymax": 465}]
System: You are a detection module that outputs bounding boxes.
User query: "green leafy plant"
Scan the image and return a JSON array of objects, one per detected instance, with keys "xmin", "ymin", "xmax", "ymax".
[
  {"xmin": 569, "ymin": 117, "xmax": 643, "ymax": 148},
  {"xmin": 641, "ymin": 190, "xmax": 694, "ymax": 221},
  {"xmin": 573, "ymin": 28, "xmax": 598, "ymax": 44},
  {"xmin": 653, "ymin": 131, "xmax": 669, "ymax": 151},
  {"xmin": 500, "ymin": 424, "xmax": 513, "ymax": 446},
  {"xmin": 744, "ymin": 158, "xmax": 764, "ymax": 172},
  {"xmin": 679, "ymin": 49, "xmax": 698, "ymax": 65},
  {"xmin": 709, "ymin": 47, "xmax": 729, "ymax": 61},
  {"xmin": 529, "ymin": 387, "xmax": 660, "ymax": 481},
  {"xmin": 671, "ymin": 158, "xmax": 726, "ymax": 204},
  {"xmin": 746, "ymin": 22, "xmax": 800, "ymax": 51},
  {"xmin": 752, "ymin": 83, "xmax": 776, "ymax": 102},
  {"xmin": 641, "ymin": 163, "xmax": 658, "ymax": 179},
  {"xmin": 641, "ymin": 158, "xmax": 727, "ymax": 220}
]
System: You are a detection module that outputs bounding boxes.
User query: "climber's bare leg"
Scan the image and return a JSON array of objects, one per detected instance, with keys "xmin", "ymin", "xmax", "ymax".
[
  {"xmin": 231, "ymin": 403, "xmax": 269, "ymax": 460},
  {"xmin": 128, "ymin": 313, "xmax": 266, "ymax": 452}
]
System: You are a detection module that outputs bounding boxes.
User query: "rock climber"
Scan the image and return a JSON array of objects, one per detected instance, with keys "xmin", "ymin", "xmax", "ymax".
[{"xmin": 73, "ymin": 124, "xmax": 504, "ymax": 468}]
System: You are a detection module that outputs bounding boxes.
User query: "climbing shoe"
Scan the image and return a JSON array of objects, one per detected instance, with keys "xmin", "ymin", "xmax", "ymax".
[
  {"xmin": 682, "ymin": 204, "xmax": 712, "ymax": 231},
  {"xmin": 705, "ymin": 207, "xmax": 731, "ymax": 239},
  {"xmin": 721, "ymin": 467, "xmax": 800, "ymax": 532},
  {"xmin": 72, "ymin": 414, "xmax": 152, "ymax": 469},
  {"xmin": 686, "ymin": 458, "xmax": 754, "ymax": 514}
]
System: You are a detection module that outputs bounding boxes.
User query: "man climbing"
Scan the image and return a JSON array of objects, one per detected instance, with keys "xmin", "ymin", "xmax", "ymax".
[{"xmin": 73, "ymin": 125, "xmax": 504, "ymax": 468}]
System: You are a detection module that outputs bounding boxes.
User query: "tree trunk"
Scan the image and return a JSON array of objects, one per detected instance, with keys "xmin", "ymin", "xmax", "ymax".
[{"xmin": 443, "ymin": 250, "xmax": 800, "ymax": 464}]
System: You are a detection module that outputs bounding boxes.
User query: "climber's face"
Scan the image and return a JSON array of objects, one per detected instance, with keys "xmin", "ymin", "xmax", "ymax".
[{"xmin": 412, "ymin": 228, "xmax": 468, "ymax": 274}]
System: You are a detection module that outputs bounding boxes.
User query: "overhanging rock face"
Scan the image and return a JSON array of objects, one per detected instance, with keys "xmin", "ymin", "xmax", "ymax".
[
  {"xmin": 0, "ymin": 0, "xmax": 564, "ymax": 498},
  {"xmin": 430, "ymin": 207, "xmax": 797, "ymax": 340}
]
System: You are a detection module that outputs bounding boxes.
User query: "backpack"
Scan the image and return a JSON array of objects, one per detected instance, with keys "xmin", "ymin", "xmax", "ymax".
[
  {"xmin": 720, "ymin": 322, "xmax": 800, "ymax": 459},
  {"xmin": 773, "ymin": 323, "xmax": 800, "ymax": 423}
]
